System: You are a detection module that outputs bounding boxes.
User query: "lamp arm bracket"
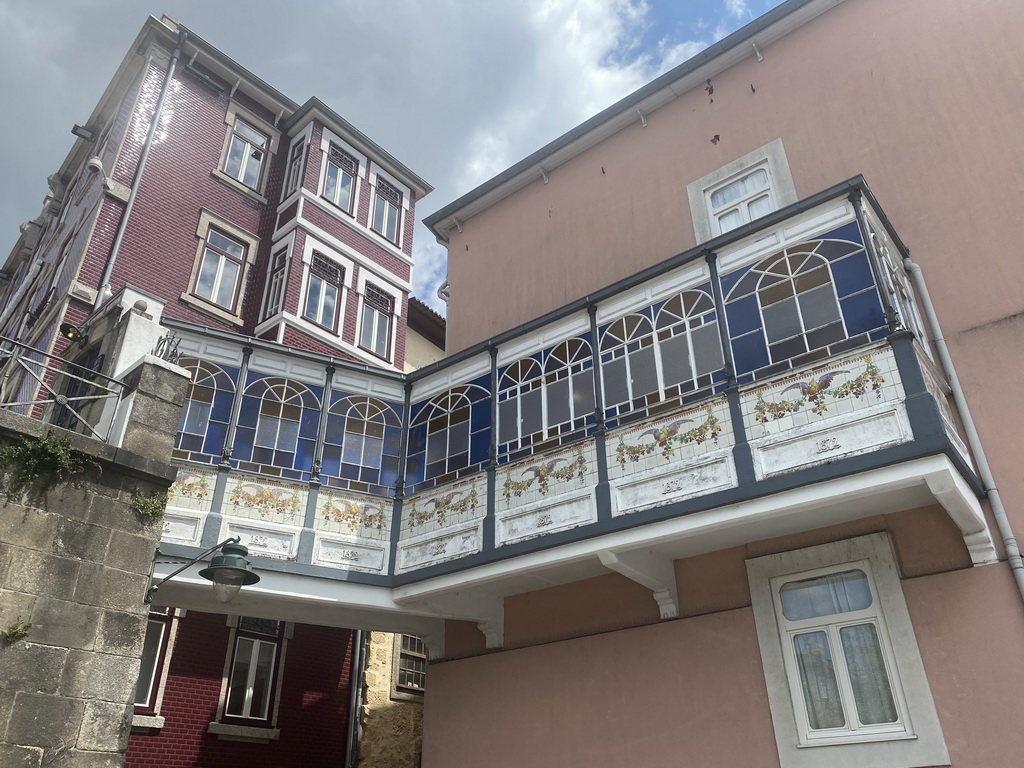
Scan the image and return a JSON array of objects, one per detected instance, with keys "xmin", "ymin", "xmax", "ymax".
[{"xmin": 145, "ymin": 536, "xmax": 241, "ymax": 604}]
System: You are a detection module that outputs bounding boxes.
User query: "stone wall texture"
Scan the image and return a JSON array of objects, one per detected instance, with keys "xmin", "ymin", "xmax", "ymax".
[
  {"xmin": 358, "ymin": 632, "xmax": 423, "ymax": 768},
  {"xmin": 0, "ymin": 359, "xmax": 186, "ymax": 767}
]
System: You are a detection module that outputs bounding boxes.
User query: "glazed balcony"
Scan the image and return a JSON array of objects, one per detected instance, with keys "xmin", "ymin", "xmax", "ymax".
[{"xmin": 153, "ymin": 178, "xmax": 992, "ymax": 640}]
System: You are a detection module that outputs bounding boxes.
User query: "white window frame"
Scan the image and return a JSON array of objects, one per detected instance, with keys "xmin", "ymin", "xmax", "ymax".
[
  {"xmin": 298, "ymin": 237, "xmax": 353, "ymax": 336},
  {"xmin": 687, "ymin": 138, "xmax": 798, "ymax": 243},
  {"xmin": 356, "ymin": 272, "xmax": 403, "ymax": 362},
  {"xmin": 214, "ymin": 103, "xmax": 280, "ymax": 201},
  {"xmin": 131, "ymin": 608, "xmax": 181, "ymax": 730},
  {"xmin": 746, "ymin": 533, "xmax": 948, "ymax": 768},
  {"xmin": 318, "ymin": 130, "xmax": 367, "ymax": 220},
  {"xmin": 367, "ymin": 164, "xmax": 410, "ymax": 250},
  {"xmin": 181, "ymin": 210, "xmax": 259, "ymax": 325}
]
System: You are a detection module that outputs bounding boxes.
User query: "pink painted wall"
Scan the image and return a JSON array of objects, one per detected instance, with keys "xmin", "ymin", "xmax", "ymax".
[
  {"xmin": 444, "ymin": 0, "xmax": 1024, "ymax": 356},
  {"xmin": 424, "ymin": 609, "xmax": 780, "ymax": 768}
]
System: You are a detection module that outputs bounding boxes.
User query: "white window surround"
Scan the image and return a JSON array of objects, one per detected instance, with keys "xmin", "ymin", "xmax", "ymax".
[
  {"xmin": 298, "ymin": 237, "xmax": 354, "ymax": 334},
  {"xmin": 209, "ymin": 616, "xmax": 292, "ymax": 741},
  {"xmin": 687, "ymin": 138, "xmax": 797, "ymax": 244},
  {"xmin": 281, "ymin": 189, "xmax": 416, "ymax": 271},
  {"xmin": 318, "ymin": 128, "xmax": 367, "ymax": 220},
  {"xmin": 368, "ymin": 163, "xmax": 411, "ymax": 250},
  {"xmin": 746, "ymin": 533, "xmax": 949, "ymax": 768},
  {"xmin": 355, "ymin": 271, "xmax": 404, "ymax": 363},
  {"xmin": 181, "ymin": 210, "xmax": 259, "ymax": 326},
  {"xmin": 131, "ymin": 609, "xmax": 182, "ymax": 731},
  {"xmin": 259, "ymin": 231, "xmax": 297, "ymax": 321},
  {"xmin": 213, "ymin": 103, "xmax": 281, "ymax": 202},
  {"xmin": 281, "ymin": 124, "xmax": 314, "ymax": 203}
]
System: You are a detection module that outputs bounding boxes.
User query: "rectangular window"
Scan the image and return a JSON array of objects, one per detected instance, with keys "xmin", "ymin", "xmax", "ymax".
[
  {"xmin": 371, "ymin": 178, "xmax": 402, "ymax": 243},
  {"xmin": 303, "ymin": 251, "xmax": 344, "ymax": 330},
  {"xmin": 195, "ymin": 229, "xmax": 246, "ymax": 309},
  {"xmin": 224, "ymin": 119, "xmax": 269, "ymax": 190},
  {"xmin": 323, "ymin": 144, "xmax": 358, "ymax": 213},
  {"xmin": 284, "ymin": 139, "xmax": 305, "ymax": 196},
  {"xmin": 263, "ymin": 247, "xmax": 289, "ymax": 320},
  {"xmin": 747, "ymin": 534, "xmax": 948, "ymax": 768},
  {"xmin": 134, "ymin": 608, "xmax": 173, "ymax": 714},
  {"xmin": 360, "ymin": 283, "xmax": 394, "ymax": 358},
  {"xmin": 393, "ymin": 634, "xmax": 427, "ymax": 698},
  {"xmin": 708, "ymin": 165, "xmax": 774, "ymax": 235},
  {"xmin": 224, "ymin": 618, "xmax": 282, "ymax": 722}
]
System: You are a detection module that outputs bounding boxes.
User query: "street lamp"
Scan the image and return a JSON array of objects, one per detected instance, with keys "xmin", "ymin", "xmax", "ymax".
[{"xmin": 145, "ymin": 537, "xmax": 259, "ymax": 604}]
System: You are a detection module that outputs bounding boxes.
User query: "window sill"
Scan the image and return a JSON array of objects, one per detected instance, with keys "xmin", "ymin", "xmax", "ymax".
[
  {"xmin": 179, "ymin": 293, "xmax": 244, "ymax": 327},
  {"xmin": 390, "ymin": 689, "xmax": 425, "ymax": 703},
  {"xmin": 207, "ymin": 722, "xmax": 280, "ymax": 743},
  {"xmin": 131, "ymin": 714, "xmax": 165, "ymax": 730},
  {"xmin": 211, "ymin": 169, "xmax": 269, "ymax": 205},
  {"xmin": 797, "ymin": 732, "xmax": 916, "ymax": 748}
]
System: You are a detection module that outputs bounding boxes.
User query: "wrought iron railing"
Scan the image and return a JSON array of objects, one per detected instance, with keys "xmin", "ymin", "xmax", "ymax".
[{"xmin": 0, "ymin": 334, "xmax": 126, "ymax": 442}]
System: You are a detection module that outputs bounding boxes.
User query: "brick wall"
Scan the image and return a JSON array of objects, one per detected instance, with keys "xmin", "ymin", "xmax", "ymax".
[{"xmin": 125, "ymin": 613, "xmax": 355, "ymax": 768}]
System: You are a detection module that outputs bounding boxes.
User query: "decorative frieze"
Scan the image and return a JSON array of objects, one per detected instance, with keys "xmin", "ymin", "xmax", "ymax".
[
  {"xmin": 395, "ymin": 522, "xmax": 483, "ymax": 573},
  {"xmin": 401, "ymin": 477, "xmax": 484, "ymax": 539},
  {"xmin": 611, "ymin": 453, "xmax": 736, "ymax": 516},
  {"xmin": 224, "ymin": 475, "xmax": 306, "ymax": 527},
  {"xmin": 496, "ymin": 487, "xmax": 597, "ymax": 546}
]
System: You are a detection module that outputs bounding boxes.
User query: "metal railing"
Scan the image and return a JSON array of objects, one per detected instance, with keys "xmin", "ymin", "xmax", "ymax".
[{"xmin": 0, "ymin": 334, "xmax": 126, "ymax": 442}]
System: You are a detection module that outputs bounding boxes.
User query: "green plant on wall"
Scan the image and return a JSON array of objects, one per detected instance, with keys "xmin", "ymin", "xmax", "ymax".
[
  {"xmin": 132, "ymin": 489, "xmax": 168, "ymax": 522},
  {"xmin": 2, "ymin": 618, "xmax": 32, "ymax": 644},
  {"xmin": 0, "ymin": 431, "xmax": 89, "ymax": 501}
]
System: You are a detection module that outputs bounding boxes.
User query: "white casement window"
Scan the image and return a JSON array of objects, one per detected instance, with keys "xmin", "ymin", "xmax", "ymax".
[
  {"xmin": 284, "ymin": 138, "xmax": 306, "ymax": 197},
  {"xmin": 687, "ymin": 138, "xmax": 798, "ymax": 243},
  {"xmin": 360, "ymin": 283, "xmax": 395, "ymax": 358},
  {"xmin": 303, "ymin": 251, "xmax": 344, "ymax": 331},
  {"xmin": 224, "ymin": 119, "xmax": 269, "ymax": 190},
  {"xmin": 708, "ymin": 165, "xmax": 774, "ymax": 235},
  {"xmin": 134, "ymin": 608, "xmax": 174, "ymax": 714},
  {"xmin": 224, "ymin": 618, "xmax": 282, "ymax": 722},
  {"xmin": 392, "ymin": 634, "xmax": 427, "ymax": 700},
  {"xmin": 371, "ymin": 178, "xmax": 402, "ymax": 244},
  {"xmin": 747, "ymin": 534, "xmax": 948, "ymax": 768},
  {"xmin": 263, "ymin": 246, "xmax": 289, "ymax": 320},
  {"xmin": 195, "ymin": 229, "xmax": 246, "ymax": 309},
  {"xmin": 323, "ymin": 143, "xmax": 359, "ymax": 213}
]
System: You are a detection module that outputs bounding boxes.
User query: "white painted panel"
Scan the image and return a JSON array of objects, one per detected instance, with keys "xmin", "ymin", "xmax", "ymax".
[
  {"xmin": 752, "ymin": 405, "xmax": 911, "ymax": 480},
  {"xmin": 223, "ymin": 521, "xmax": 300, "ymax": 560},
  {"xmin": 496, "ymin": 310, "xmax": 590, "ymax": 365},
  {"xmin": 595, "ymin": 260, "xmax": 710, "ymax": 324},
  {"xmin": 496, "ymin": 487, "xmax": 598, "ymax": 546},
  {"xmin": 411, "ymin": 352, "xmax": 492, "ymax": 401},
  {"xmin": 160, "ymin": 510, "xmax": 203, "ymax": 546},
  {"xmin": 313, "ymin": 535, "xmax": 388, "ymax": 573},
  {"xmin": 611, "ymin": 451, "xmax": 737, "ymax": 516},
  {"xmin": 395, "ymin": 521, "xmax": 484, "ymax": 573}
]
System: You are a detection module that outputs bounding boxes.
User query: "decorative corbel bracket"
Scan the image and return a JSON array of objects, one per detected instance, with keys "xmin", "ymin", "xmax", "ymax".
[{"xmin": 599, "ymin": 549, "xmax": 679, "ymax": 619}]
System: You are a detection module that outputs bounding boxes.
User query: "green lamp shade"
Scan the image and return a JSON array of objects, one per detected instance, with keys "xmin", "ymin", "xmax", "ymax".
[{"xmin": 198, "ymin": 542, "xmax": 260, "ymax": 603}]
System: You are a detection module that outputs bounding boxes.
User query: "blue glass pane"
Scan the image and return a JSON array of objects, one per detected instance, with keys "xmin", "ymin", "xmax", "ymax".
[
  {"xmin": 720, "ymin": 264, "xmax": 753, "ymax": 299},
  {"xmin": 731, "ymin": 333, "xmax": 770, "ymax": 375},
  {"xmin": 233, "ymin": 427, "xmax": 254, "ymax": 460},
  {"xmin": 253, "ymin": 446, "xmax": 273, "ymax": 464},
  {"xmin": 831, "ymin": 250, "xmax": 875, "ymax": 298},
  {"xmin": 470, "ymin": 429, "xmax": 490, "ymax": 463},
  {"xmin": 380, "ymin": 457, "xmax": 399, "ymax": 490},
  {"xmin": 178, "ymin": 434, "xmax": 202, "ymax": 451},
  {"xmin": 341, "ymin": 462, "xmax": 360, "ymax": 480},
  {"xmin": 300, "ymin": 408, "xmax": 320, "ymax": 439},
  {"xmin": 726, "ymin": 295, "xmax": 762, "ymax": 337},
  {"xmin": 359, "ymin": 467, "xmax": 380, "ymax": 485},
  {"xmin": 407, "ymin": 425, "xmax": 427, "ymax": 456},
  {"xmin": 237, "ymin": 397, "xmax": 260, "ymax": 427},
  {"xmin": 321, "ymin": 446, "xmax": 341, "ymax": 477},
  {"xmin": 296, "ymin": 439, "xmax": 315, "ymax": 471},
  {"xmin": 204, "ymin": 422, "xmax": 228, "ymax": 454},
  {"xmin": 212, "ymin": 390, "xmax": 235, "ymax": 422},
  {"xmin": 471, "ymin": 399, "xmax": 491, "ymax": 428},
  {"xmin": 383, "ymin": 427, "xmax": 402, "ymax": 458},
  {"xmin": 819, "ymin": 222, "xmax": 862, "ymax": 250},
  {"xmin": 405, "ymin": 458, "xmax": 425, "ymax": 485},
  {"xmin": 324, "ymin": 415, "xmax": 345, "ymax": 445},
  {"xmin": 840, "ymin": 291, "xmax": 885, "ymax": 336},
  {"xmin": 343, "ymin": 434, "xmax": 365, "ymax": 465}
]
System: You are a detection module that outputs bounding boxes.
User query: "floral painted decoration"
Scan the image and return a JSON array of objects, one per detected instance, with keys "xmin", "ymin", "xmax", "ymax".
[
  {"xmin": 171, "ymin": 470, "xmax": 211, "ymax": 500},
  {"xmin": 754, "ymin": 356, "xmax": 884, "ymax": 424},
  {"xmin": 615, "ymin": 407, "xmax": 721, "ymax": 466},
  {"xmin": 321, "ymin": 497, "xmax": 387, "ymax": 530},
  {"xmin": 229, "ymin": 480, "xmax": 302, "ymax": 519},
  {"xmin": 502, "ymin": 452, "xmax": 588, "ymax": 501},
  {"xmin": 408, "ymin": 484, "xmax": 480, "ymax": 528}
]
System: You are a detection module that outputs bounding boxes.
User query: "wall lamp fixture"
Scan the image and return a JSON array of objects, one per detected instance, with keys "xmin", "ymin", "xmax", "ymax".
[
  {"xmin": 145, "ymin": 537, "xmax": 260, "ymax": 605},
  {"xmin": 59, "ymin": 322, "xmax": 89, "ymax": 347},
  {"xmin": 72, "ymin": 124, "xmax": 96, "ymax": 141}
]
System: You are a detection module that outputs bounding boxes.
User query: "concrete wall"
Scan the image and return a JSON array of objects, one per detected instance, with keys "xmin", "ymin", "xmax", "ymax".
[{"xmin": 0, "ymin": 357, "xmax": 187, "ymax": 767}]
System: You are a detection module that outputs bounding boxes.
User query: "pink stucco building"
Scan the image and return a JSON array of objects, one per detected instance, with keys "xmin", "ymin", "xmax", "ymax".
[{"xmin": 419, "ymin": 0, "xmax": 1024, "ymax": 765}]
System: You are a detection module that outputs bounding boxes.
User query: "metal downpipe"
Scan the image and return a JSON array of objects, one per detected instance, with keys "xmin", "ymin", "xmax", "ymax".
[{"xmin": 903, "ymin": 256, "xmax": 1024, "ymax": 604}]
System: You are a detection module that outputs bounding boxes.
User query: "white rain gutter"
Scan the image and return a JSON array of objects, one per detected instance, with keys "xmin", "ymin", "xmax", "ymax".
[{"xmin": 904, "ymin": 256, "xmax": 1024, "ymax": 604}]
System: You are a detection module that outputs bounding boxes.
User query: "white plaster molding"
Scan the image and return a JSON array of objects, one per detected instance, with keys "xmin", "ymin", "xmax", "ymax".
[
  {"xmin": 923, "ymin": 470, "xmax": 998, "ymax": 565},
  {"xmin": 598, "ymin": 549, "xmax": 679, "ymax": 619}
]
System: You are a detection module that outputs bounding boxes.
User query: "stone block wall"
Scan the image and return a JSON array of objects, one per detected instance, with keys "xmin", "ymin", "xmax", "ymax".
[
  {"xmin": 0, "ymin": 357, "xmax": 188, "ymax": 767},
  {"xmin": 358, "ymin": 632, "xmax": 423, "ymax": 768}
]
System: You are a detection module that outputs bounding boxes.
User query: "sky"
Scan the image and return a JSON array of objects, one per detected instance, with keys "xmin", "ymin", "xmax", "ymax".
[{"xmin": 0, "ymin": 0, "xmax": 784, "ymax": 313}]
